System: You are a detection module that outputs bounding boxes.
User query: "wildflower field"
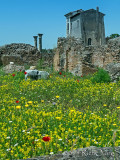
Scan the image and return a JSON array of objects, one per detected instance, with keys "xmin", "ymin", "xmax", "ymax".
[{"xmin": 0, "ymin": 67, "xmax": 120, "ymax": 159}]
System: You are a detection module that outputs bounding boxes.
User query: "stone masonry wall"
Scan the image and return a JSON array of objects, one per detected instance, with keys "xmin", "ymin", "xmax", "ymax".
[
  {"xmin": 0, "ymin": 43, "xmax": 41, "ymax": 66},
  {"xmin": 54, "ymin": 36, "xmax": 120, "ymax": 76},
  {"xmin": 0, "ymin": 43, "xmax": 54, "ymax": 68}
]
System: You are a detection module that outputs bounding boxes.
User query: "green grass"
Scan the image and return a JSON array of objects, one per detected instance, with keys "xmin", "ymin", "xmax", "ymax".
[{"xmin": 0, "ymin": 64, "xmax": 120, "ymax": 159}]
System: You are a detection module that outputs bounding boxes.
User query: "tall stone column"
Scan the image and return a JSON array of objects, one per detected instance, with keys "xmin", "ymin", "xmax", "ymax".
[
  {"xmin": 38, "ymin": 34, "xmax": 43, "ymax": 52},
  {"xmin": 33, "ymin": 36, "xmax": 38, "ymax": 49}
]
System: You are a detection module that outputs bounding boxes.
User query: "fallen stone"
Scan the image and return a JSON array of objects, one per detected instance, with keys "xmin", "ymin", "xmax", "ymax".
[
  {"xmin": 2, "ymin": 62, "xmax": 25, "ymax": 74},
  {"xmin": 19, "ymin": 146, "xmax": 120, "ymax": 160},
  {"xmin": 25, "ymin": 70, "xmax": 49, "ymax": 80},
  {"xmin": 25, "ymin": 70, "xmax": 39, "ymax": 81},
  {"xmin": 38, "ymin": 71, "xmax": 50, "ymax": 79},
  {"xmin": 29, "ymin": 66, "xmax": 36, "ymax": 70},
  {"xmin": 105, "ymin": 62, "xmax": 120, "ymax": 82}
]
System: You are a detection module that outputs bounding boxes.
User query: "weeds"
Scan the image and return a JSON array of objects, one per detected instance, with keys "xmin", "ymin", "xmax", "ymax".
[{"xmin": 0, "ymin": 64, "xmax": 120, "ymax": 159}]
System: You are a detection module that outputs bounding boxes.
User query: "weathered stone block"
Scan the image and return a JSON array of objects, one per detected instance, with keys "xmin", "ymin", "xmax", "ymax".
[
  {"xmin": 25, "ymin": 69, "xmax": 49, "ymax": 80},
  {"xmin": 105, "ymin": 62, "xmax": 120, "ymax": 82},
  {"xmin": 2, "ymin": 63, "xmax": 25, "ymax": 74}
]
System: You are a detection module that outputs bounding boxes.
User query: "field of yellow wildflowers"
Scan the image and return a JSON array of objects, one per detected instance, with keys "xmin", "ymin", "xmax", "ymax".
[{"xmin": 0, "ymin": 68, "xmax": 120, "ymax": 159}]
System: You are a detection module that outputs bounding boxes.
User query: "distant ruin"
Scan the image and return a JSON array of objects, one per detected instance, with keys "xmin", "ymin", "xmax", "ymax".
[
  {"xmin": 65, "ymin": 7, "xmax": 106, "ymax": 46},
  {"xmin": 53, "ymin": 7, "xmax": 120, "ymax": 81},
  {"xmin": 0, "ymin": 43, "xmax": 54, "ymax": 68},
  {"xmin": 0, "ymin": 33, "xmax": 55, "ymax": 68},
  {"xmin": 33, "ymin": 33, "xmax": 43, "ymax": 51},
  {"xmin": 0, "ymin": 7, "xmax": 120, "ymax": 82},
  {"xmin": 53, "ymin": 36, "xmax": 120, "ymax": 78}
]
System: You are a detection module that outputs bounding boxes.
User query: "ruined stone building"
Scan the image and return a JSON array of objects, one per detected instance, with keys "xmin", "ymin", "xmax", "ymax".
[
  {"xmin": 53, "ymin": 7, "xmax": 120, "ymax": 81},
  {"xmin": 65, "ymin": 7, "xmax": 106, "ymax": 46}
]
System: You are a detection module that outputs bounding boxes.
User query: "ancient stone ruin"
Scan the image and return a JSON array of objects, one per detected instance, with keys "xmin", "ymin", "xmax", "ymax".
[
  {"xmin": 33, "ymin": 33, "xmax": 43, "ymax": 53},
  {"xmin": 52, "ymin": 7, "xmax": 120, "ymax": 82},
  {"xmin": 0, "ymin": 43, "xmax": 41, "ymax": 66},
  {"xmin": 65, "ymin": 7, "xmax": 106, "ymax": 46},
  {"xmin": 53, "ymin": 36, "xmax": 120, "ymax": 82},
  {"xmin": 0, "ymin": 43, "xmax": 54, "ymax": 69},
  {"xmin": 0, "ymin": 6, "xmax": 120, "ymax": 82}
]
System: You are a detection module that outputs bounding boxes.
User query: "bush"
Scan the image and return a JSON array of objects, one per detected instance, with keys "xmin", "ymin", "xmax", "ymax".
[{"xmin": 90, "ymin": 68, "xmax": 112, "ymax": 84}]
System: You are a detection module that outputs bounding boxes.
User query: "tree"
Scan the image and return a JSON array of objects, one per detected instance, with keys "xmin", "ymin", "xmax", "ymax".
[
  {"xmin": 109, "ymin": 34, "xmax": 120, "ymax": 39},
  {"xmin": 106, "ymin": 33, "xmax": 120, "ymax": 43}
]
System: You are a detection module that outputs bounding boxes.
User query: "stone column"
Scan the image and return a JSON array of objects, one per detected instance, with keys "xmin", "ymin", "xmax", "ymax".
[
  {"xmin": 33, "ymin": 36, "xmax": 38, "ymax": 49},
  {"xmin": 38, "ymin": 34, "xmax": 43, "ymax": 52}
]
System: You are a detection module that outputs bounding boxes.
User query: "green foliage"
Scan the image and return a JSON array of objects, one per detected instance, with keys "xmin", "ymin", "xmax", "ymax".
[
  {"xmin": 106, "ymin": 33, "xmax": 120, "ymax": 42},
  {"xmin": 24, "ymin": 64, "xmax": 30, "ymax": 70},
  {"xmin": 0, "ymin": 66, "xmax": 6, "ymax": 76},
  {"xmin": 110, "ymin": 34, "xmax": 120, "ymax": 39},
  {"xmin": 1, "ymin": 66, "xmax": 120, "ymax": 159},
  {"xmin": 90, "ymin": 67, "xmax": 112, "ymax": 84},
  {"xmin": 36, "ymin": 59, "xmax": 44, "ymax": 70},
  {"xmin": 36, "ymin": 59, "xmax": 54, "ymax": 73},
  {"xmin": 12, "ymin": 71, "xmax": 25, "ymax": 81}
]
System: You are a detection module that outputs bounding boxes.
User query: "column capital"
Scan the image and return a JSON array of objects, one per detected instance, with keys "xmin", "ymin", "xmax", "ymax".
[
  {"xmin": 38, "ymin": 34, "xmax": 43, "ymax": 38},
  {"xmin": 33, "ymin": 36, "xmax": 38, "ymax": 39}
]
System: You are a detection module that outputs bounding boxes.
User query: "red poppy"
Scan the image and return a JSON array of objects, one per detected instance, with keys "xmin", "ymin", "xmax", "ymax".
[
  {"xmin": 77, "ymin": 80, "xmax": 79, "ymax": 82},
  {"xmin": 20, "ymin": 70, "xmax": 21, "ymax": 72},
  {"xmin": 59, "ymin": 72, "xmax": 62, "ymax": 75},
  {"xmin": 81, "ymin": 75, "xmax": 83, "ymax": 77},
  {"xmin": 24, "ymin": 72, "xmax": 27, "ymax": 75},
  {"xmin": 64, "ymin": 75, "xmax": 66, "ymax": 77},
  {"xmin": 12, "ymin": 74, "xmax": 15, "ymax": 77},
  {"xmin": 42, "ymin": 136, "xmax": 51, "ymax": 142},
  {"xmin": 16, "ymin": 100, "xmax": 19, "ymax": 103}
]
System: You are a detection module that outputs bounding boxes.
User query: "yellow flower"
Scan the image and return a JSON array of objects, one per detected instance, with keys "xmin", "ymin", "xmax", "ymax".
[
  {"xmin": 41, "ymin": 100, "xmax": 44, "ymax": 103},
  {"xmin": 55, "ymin": 117, "xmax": 62, "ymax": 120},
  {"xmin": 25, "ymin": 104, "xmax": 29, "ymax": 107},
  {"xmin": 103, "ymin": 104, "xmax": 107, "ymax": 106},
  {"xmin": 11, "ymin": 150, "xmax": 14, "ymax": 155},
  {"xmin": 16, "ymin": 106, "xmax": 21, "ymax": 109},
  {"xmin": 113, "ymin": 124, "xmax": 117, "ymax": 126},
  {"xmin": 117, "ymin": 106, "xmax": 120, "ymax": 109},
  {"xmin": 56, "ymin": 96, "xmax": 59, "ymax": 98},
  {"xmin": 86, "ymin": 141, "xmax": 90, "ymax": 147},
  {"xmin": 28, "ymin": 101, "xmax": 32, "ymax": 104},
  {"xmin": 70, "ymin": 110, "xmax": 74, "ymax": 112}
]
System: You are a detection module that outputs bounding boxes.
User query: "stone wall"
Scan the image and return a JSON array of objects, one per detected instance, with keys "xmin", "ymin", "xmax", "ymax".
[
  {"xmin": 0, "ymin": 43, "xmax": 41, "ymax": 66},
  {"xmin": 54, "ymin": 36, "xmax": 120, "ymax": 77},
  {"xmin": 42, "ymin": 49, "xmax": 55, "ymax": 68},
  {"xmin": 0, "ymin": 43, "xmax": 55, "ymax": 68}
]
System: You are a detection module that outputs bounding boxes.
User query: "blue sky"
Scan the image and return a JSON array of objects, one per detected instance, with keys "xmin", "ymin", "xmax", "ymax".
[{"xmin": 0, "ymin": 0, "xmax": 120, "ymax": 49}]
